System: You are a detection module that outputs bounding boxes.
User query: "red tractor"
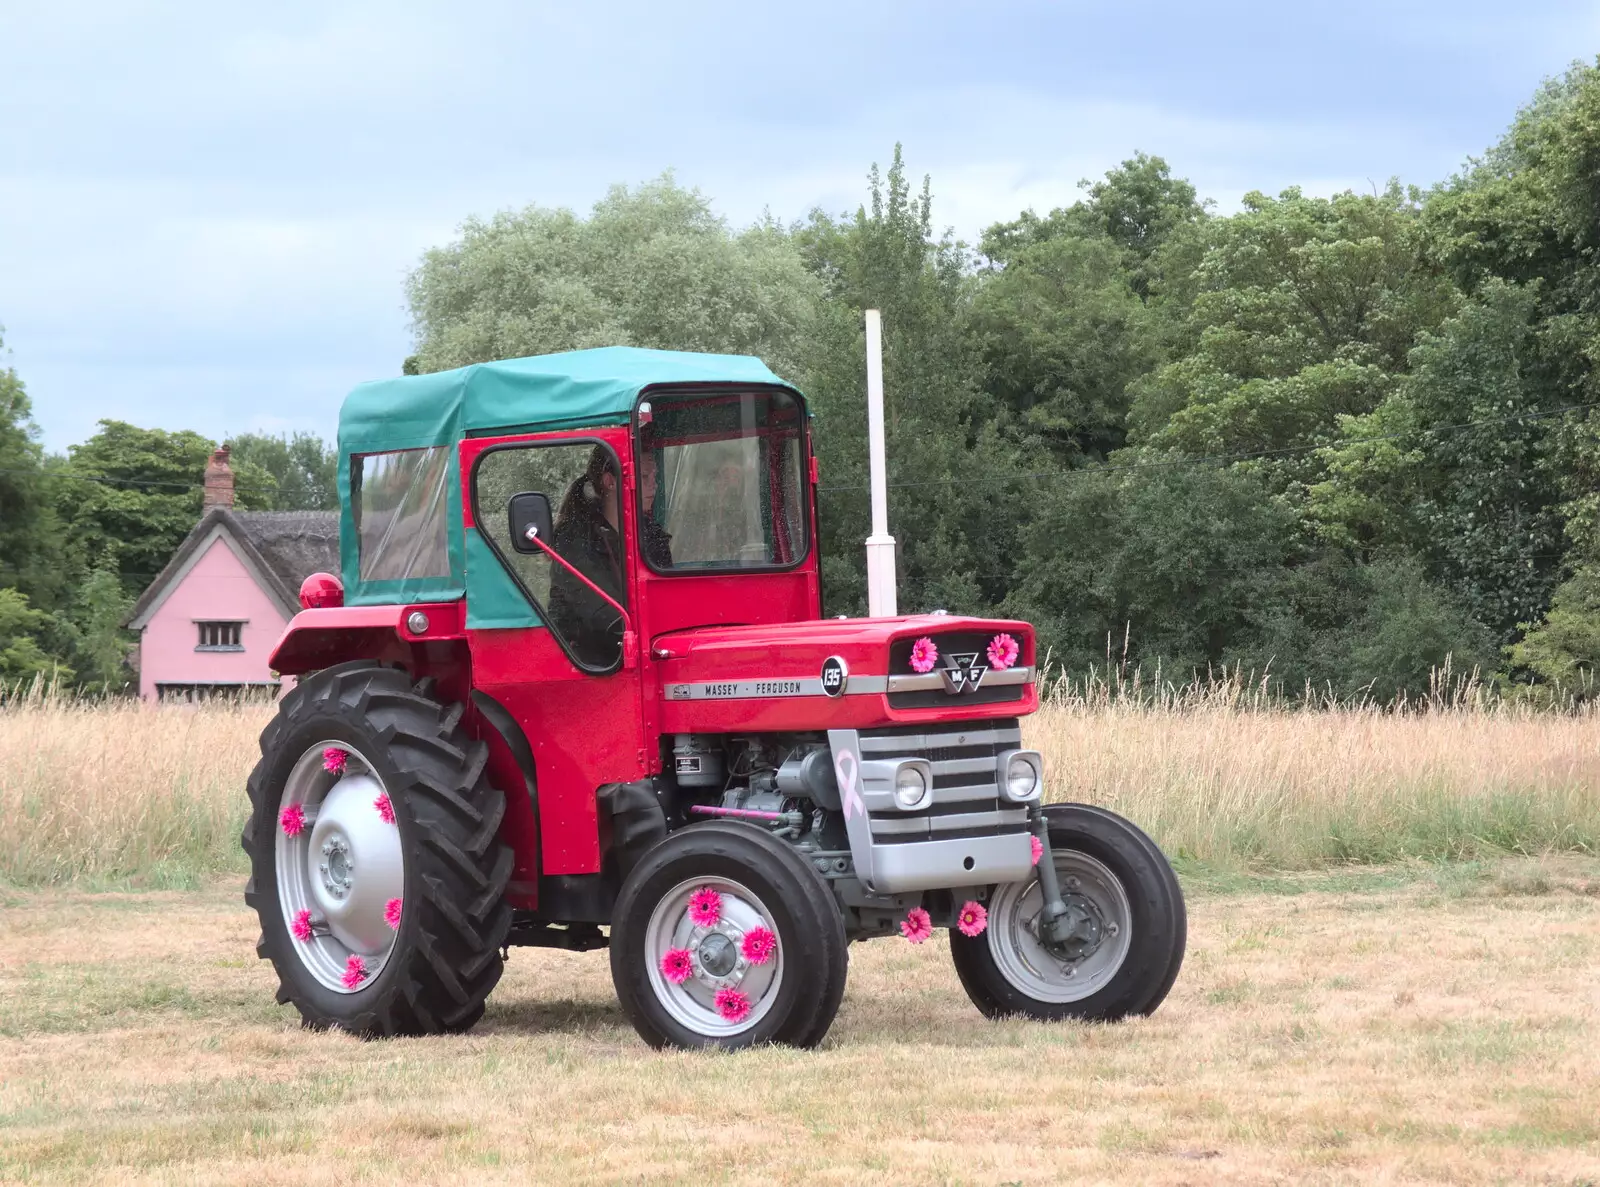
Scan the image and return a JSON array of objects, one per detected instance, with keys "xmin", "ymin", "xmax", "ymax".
[{"xmin": 244, "ymin": 346, "xmax": 1185, "ymax": 1047}]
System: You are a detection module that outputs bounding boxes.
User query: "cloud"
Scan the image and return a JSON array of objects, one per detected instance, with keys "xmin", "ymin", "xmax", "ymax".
[{"xmin": 0, "ymin": 0, "xmax": 1588, "ymax": 451}]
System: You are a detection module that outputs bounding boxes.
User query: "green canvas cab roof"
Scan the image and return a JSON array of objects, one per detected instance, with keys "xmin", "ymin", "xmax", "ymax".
[
  {"xmin": 338, "ymin": 345, "xmax": 791, "ymax": 453},
  {"xmin": 335, "ymin": 346, "xmax": 795, "ymax": 613}
]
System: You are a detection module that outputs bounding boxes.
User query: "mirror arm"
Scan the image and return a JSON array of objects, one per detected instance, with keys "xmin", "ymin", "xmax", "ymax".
[{"xmin": 522, "ymin": 531, "xmax": 635, "ymax": 636}]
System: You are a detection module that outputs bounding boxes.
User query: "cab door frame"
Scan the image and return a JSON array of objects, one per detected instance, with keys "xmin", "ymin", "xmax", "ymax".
[{"xmin": 459, "ymin": 425, "xmax": 648, "ymax": 877}]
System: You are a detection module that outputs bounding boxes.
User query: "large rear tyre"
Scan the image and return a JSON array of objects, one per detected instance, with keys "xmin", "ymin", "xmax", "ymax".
[
  {"xmin": 950, "ymin": 803, "xmax": 1185, "ymax": 1022},
  {"xmin": 242, "ymin": 662, "xmax": 514, "ymax": 1036},
  {"xmin": 610, "ymin": 821, "xmax": 847, "ymax": 1050}
]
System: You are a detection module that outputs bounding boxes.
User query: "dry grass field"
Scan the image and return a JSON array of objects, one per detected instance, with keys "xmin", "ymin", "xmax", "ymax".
[
  {"xmin": 1, "ymin": 687, "xmax": 1596, "ymax": 885},
  {"xmin": 1, "ymin": 863, "xmax": 1598, "ymax": 1184},
  {"xmin": 1, "ymin": 691, "xmax": 1598, "ymax": 1183}
]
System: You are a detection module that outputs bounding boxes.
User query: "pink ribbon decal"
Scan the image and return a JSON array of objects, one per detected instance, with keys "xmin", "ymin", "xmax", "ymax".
[{"xmin": 834, "ymin": 748, "xmax": 865, "ymax": 820}]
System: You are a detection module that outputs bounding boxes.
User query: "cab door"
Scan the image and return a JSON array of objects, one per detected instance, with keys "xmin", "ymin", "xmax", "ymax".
[{"xmin": 460, "ymin": 427, "xmax": 646, "ymax": 877}]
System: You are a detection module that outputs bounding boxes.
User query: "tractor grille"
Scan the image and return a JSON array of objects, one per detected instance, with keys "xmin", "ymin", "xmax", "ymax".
[{"xmin": 855, "ymin": 719, "xmax": 1031, "ymax": 844}]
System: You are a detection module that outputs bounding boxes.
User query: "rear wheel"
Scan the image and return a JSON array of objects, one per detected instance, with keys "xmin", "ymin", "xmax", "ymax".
[
  {"xmin": 950, "ymin": 803, "xmax": 1185, "ymax": 1022},
  {"xmin": 610, "ymin": 821, "xmax": 847, "ymax": 1050},
  {"xmin": 242, "ymin": 662, "xmax": 514, "ymax": 1036}
]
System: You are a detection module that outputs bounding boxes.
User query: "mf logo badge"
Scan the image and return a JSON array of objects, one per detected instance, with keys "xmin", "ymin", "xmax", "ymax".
[
  {"xmin": 820, "ymin": 655, "xmax": 849, "ymax": 698},
  {"xmin": 941, "ymin": 652, "xmax": 988, "ymax": 694}
]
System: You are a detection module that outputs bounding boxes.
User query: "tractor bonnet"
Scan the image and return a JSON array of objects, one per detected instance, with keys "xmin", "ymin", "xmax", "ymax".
[{"xmin": 334, "ymin": 346, "xmax": 792, "ymax": 607}]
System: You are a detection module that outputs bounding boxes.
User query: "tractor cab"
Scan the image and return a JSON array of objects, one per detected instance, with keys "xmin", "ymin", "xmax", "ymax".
[{"xmin": 251, "ymin": 346, "xmax": 1185, "ymax": 1049}]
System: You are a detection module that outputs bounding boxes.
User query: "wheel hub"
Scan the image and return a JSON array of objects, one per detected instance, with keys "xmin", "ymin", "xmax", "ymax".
[
  {"xmin": 644, "ymin": 876, "xmax": 784, "ymax": 1036},
  {"xmin": 697, "ymin": 931, "xmax": 737, "ymax": 977},
  {"xmin": 319, "ymin": 836, "xmax": 355, "ymax": 900},
  {"xmin": 1039, "ymin": 892, "xmax": 1104, "ymax": 959}
]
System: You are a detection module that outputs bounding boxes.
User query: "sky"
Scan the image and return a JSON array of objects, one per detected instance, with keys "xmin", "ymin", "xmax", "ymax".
[{"xmin": 1, "ymin": 1, "xmax": 1596, "ymax": 453}]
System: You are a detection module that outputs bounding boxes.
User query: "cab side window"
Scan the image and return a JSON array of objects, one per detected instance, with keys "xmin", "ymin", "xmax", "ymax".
[{"xmin": 474, "ymin": 441, "xmax": 628, "ymax": 671}]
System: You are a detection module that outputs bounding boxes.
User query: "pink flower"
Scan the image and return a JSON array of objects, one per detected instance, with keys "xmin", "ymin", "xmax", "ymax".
[
  {"xmin": 342, "ymin": 954, "xmax": 367, "ymax": 989},
  {"xmin": 900, "ymin": 907, "xmax": 933, "ymax": 944},
  {"xmin": 957, "ymin": 900, "xmax": 989, "ymax": 938},
  {"xmin": 279, "ymin": 803, "xmax": 306, "ymax": 838},
  {"xmin": 987, "ymin": 633, "xmax": 1020, "ymax": 671},
  {"xmin": 291, "ymin": 908, "xmax": 313, "ymax": 942},
  {"xmin": 323, "ymin": 747, "xmax": 348, "ymax": 775},
  {"xmin": 1031, "ymin": 835, "xmax": 1044, "ymax": 866},
  {"xmin": 687, "ymin": 886, "xmax": 723, "ymax": 927},
  {"xmin": 714, "ymin": 987, "xmax": 752, "ymax": 1023},
  {"xmin": 741, "ymin": 927, "xmax": 777, "ymax": 965},
  {"xmin": 384, "ymin": 898, "xmax": 402, "ymax": 930},
  {"xmin": 374, "ymin": 792, "xmax": 395, "ymax": 825},
  {"xmin": 660, "ymin": 948, "xmax": 694, "ymax": 984},
  {"xmin": 909, "ymin": 636, "xmax": 939, "ymax": 674}
]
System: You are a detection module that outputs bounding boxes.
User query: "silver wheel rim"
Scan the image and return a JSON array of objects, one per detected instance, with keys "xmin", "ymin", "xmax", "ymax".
[
  {"xmin": 643, "ymin": 876, "xmax": 784, "ymax": 1038},
  {"xmin": 275, "ymin": 741, "xmax": 405, "ymax": 994},
  {"xmin": 987, "ymin": 849, "xmax": 1133, "ymax": 1004}
]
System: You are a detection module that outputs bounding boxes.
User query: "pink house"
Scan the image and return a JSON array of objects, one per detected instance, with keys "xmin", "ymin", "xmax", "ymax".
[{"xmin": 128, "ymin": 447, "xmax": 338, "ymax": 700}]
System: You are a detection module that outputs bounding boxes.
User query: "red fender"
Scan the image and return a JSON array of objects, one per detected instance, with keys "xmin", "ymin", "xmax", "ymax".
[{"xmin": 268, "ymin": 602, "xmax": 464, "ymax": 675}]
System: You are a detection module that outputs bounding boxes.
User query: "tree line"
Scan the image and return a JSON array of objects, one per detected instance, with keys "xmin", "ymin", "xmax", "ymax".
[
  {"xmin": 0, "ymin": 400, "xmax": 336, "ymax": 686},
  {"xmin": 5, "ymin": 60, "xmax": 1599, "ymax": 699}
]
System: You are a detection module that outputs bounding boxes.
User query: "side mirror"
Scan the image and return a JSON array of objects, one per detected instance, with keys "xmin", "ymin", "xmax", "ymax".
[{"xmin": 508, "ymin": 491, "xmax": 554, "ymax": 554}]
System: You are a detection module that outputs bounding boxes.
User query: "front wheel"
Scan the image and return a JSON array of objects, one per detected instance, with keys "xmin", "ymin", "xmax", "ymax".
[
  {"xmin": 951, "ymin": 803, "xmax": 1186, "ymax": 1022},
  {"xmin": 610, "ymin": 821, "xmax": 848, "ymax": 1050}
]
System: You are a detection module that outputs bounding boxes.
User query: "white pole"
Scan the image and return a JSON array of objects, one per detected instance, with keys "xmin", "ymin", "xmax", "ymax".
[{"xmin": 863, "ymin": 309, "xmax": 897, "ymax": 617}]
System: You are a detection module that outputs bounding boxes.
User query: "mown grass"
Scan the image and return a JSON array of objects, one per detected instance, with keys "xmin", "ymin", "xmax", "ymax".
[
  {"xmin": 1, "ymin": 864, "xmax": 1597, "ymax": 1184},
  {"xmin": 0, "ymin": 679, "xmax": 1596, "ymax": 885}
]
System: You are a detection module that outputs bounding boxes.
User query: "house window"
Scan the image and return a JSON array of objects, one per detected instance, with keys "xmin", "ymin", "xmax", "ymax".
[{"xmin": 196, "ymin": 621, "xmax": 244, "ymax": 650}]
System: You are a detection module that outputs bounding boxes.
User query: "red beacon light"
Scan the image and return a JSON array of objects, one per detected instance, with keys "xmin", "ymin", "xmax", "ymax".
[{"xmin": 298, "ymin": 571, "xmax": 344, "ymax": 610}]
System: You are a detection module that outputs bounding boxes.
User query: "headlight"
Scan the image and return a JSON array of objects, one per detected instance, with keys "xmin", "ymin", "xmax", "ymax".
[
  {"xmin": 1000, "ymin": 751, "xmax": 1042, "ymax": 803},
  {"xmin": 894, "ymin": 765, "xmax": 930, "ymax": 810}
]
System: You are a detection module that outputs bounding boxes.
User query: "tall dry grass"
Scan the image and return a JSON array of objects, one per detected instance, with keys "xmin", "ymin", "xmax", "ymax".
[
  {"xmin": 1028, "ymin": 670, "xmax": 1600, "ymax": 867},
  {"xmin": 1, "ymin": 676, "xmax": 1596, "ymax": 884},
  {"xmin": 0, "ymin": 687, "xmax": 268, "ymax": 886}
]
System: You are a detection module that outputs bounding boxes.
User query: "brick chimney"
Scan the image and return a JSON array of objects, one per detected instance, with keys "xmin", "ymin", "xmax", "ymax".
[{"xmin": 203, "ymin": 444, "xmax": 234, "ymax": 511}]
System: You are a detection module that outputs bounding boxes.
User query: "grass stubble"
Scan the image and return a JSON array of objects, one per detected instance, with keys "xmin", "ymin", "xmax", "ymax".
[
  {"xmin": 0, "ymin": 689, "xmax": 1597, "ymax": 1182},
  {"xmin": 1, "ymin": 865, "xmax": 1597, "ymax": 1184}
]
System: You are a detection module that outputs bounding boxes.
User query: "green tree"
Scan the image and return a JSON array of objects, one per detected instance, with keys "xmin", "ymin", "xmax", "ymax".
[
  {"xmin": 0, "ymin": 329, "xmax": 66, "ymax": 610},
  {"xmin": 227, "ymin": 431, "xmax": 337, "ymax": 510},
  {"xmin": 1310, "ymin": 280, "xmax": 1565, "ymax": 638},
  {"xmin": 1506, "ymin": 566, "xmax": 1600, "ymax": 697},
  {"xmin": 53, "ymin": 421, "xmax": 264, "ymax": 600},
  {"xmin": 406, "ymin": 173, "xmax": 821, "ymax": 382},
  {"xmin": 1007, "ymin": 463, "xmax": 1301, "ymax": 677},
  {"xmin": 61, "ymin": 565, "xmax": 134, "ymax": 690},
  {"xmin": 972, "ymin": 231, "xmax": 1156, "ymax": 464},
  {"xmin": 1130, "ymin": 184, "xmax": 1459, "ymax": 479},
  {"xmin": 794, "ymin": 147, "xmax": 1031, "ymax": 616},
  {"xmin": 0, "ymin": 587, "xmax": 71, "ymax": 685}
]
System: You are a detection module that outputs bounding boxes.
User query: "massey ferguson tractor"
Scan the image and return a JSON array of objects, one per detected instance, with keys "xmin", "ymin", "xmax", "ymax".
[{"xmin": 243, "ymin": 345, "xmax": 1186, "ymax": 1048}]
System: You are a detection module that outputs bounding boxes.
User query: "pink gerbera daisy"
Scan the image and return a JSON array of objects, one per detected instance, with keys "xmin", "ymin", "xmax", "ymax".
[
  {"xmin": 957, "ymin": 900, "xmax": 989, "ymax": 938},
  {"xmin": 279, "ymin": 802, "xmax": 306, "ymax": 837},
  {"xmin": 384, "ymin": 898, "xmax": 403, "ymax": 930},
  {"xmin": 714, "ymin": 987, "xmax": 752, "ymax": 1023},
  {"xmin": 291, "ymin": 908, "xmax": 313, "ymax": 942},
  {"xmin": 323, "ymin": 747, "xmax": 348, "ymax": 775},
  {"xmin": 687, "ymin": 886, "xmax": 722, "ymax": 927},
  {"xmin": 374, "ymin": 792, "xmax": 395, "ymax": 825},
  {"xmin": 342, "ymin": 954, "xmax": 367, "ymax": 989},
  {"xmin": 740, "ymin": 927, "xmax": 777, "ymax": 965},
  {"xmin": 909, "ymin": 636, "xmax": 939, "ymax": 674},
  {"xmin": 900, "ymin": 907, "xmax": 933, "ymax": 944},
  {"xmin": 987, "ymin": 633, "xmax": 1020, "ymax": 671},
  {"xmin": 660, "ymin": 947, "xmax": 694, "ymax": 984},
  {"xmin": 1031, "ymin": 835, "xmax": 1044, "ymax": 866}
]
